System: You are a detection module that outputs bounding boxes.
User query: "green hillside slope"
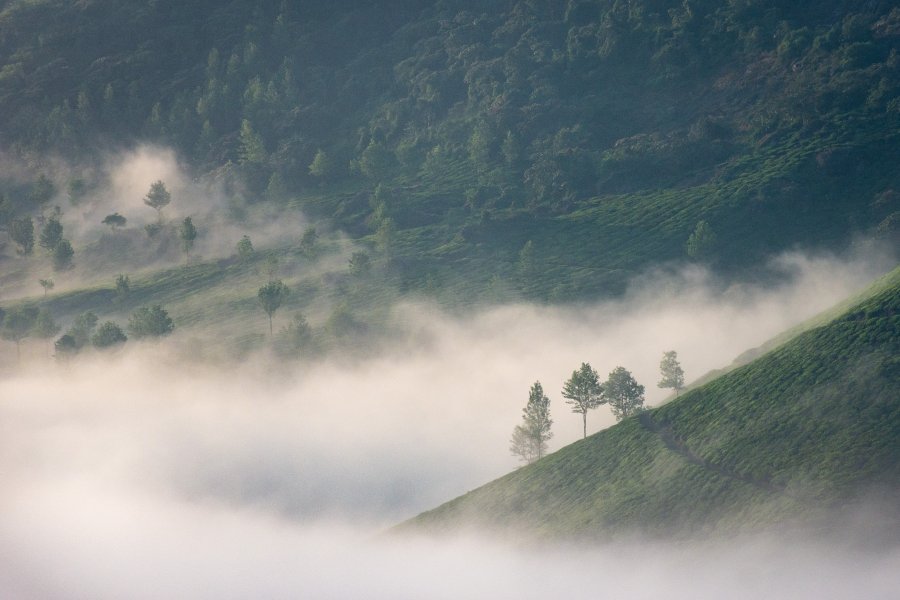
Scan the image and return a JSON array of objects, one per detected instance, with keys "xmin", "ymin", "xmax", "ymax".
[{"xmin": 405, "ymin": 267, "xmax": 900, "ymax": 538}]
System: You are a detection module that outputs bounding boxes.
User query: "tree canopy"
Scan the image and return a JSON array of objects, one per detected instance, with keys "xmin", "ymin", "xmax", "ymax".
[{"xmin": 562, "ymin": 362, "xmax": 604, "ymax": 439}]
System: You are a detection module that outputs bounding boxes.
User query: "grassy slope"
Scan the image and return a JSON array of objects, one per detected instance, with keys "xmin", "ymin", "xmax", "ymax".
[{"xmin": 406, "ymin": 267, "xmax": 900, "ymax": 538}]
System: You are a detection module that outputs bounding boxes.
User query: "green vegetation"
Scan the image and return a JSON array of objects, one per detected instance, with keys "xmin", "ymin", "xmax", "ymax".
[
  {"xmin": 510, "ymin": 381, "xmax": 554, "ymax": 464},
  {"xmin": 406, "ymin": 268, "xmax": 900, "ymax": 538},
  {"xmin": 0, "ymin": 0, "xmax": 894, "ymax": 306}
]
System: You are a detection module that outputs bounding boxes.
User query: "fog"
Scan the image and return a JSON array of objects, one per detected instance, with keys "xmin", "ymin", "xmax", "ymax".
[{"xmin": 1, "ymin": 243, "xmax": 898, "ymax": 597}]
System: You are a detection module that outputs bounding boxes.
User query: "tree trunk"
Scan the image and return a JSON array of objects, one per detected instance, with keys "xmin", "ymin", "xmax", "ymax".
[
  {"xmin": 582, "ymin": 411, "xmax": 587, "ymax": 439},
  {"xmin": 268, "ymin": 314, "xmax": 273, "ymax": 337}
]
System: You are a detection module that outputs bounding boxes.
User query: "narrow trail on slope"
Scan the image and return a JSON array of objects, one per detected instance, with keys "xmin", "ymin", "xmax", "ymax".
[{"xmin": 638, "ymin": 412, "xmax": 793, "ymax": 498}]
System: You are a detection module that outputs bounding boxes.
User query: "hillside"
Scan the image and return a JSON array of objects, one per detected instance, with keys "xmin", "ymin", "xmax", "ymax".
[
  {"xmin": 0, "ymin": 0, "xmax": 898, "ymax": 310},
  {"xmin": 404, "ymin": 267, "xmax": 900, "ymax": 538}
]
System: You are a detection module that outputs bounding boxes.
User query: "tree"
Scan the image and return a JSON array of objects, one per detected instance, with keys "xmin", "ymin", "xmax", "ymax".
[
  {"xmin": 29, "ymin": 175, "xmax": 55, "ymax": 208},
  {"xmin": 92, "ymin": 321, "xmax": 127, "ymax": 348},
  {"xmin": 52, "ymin": 239, "xmax": 74, "ymax": 271},
  {"xmin": 298, "ymin": 226, "xmax": 319, "ymax": 257},
  {"xmin": 308, "ymin": 149, "xmax": 334, "ymax": 180},
  {"xmin": 54, "ymin": 334, "xmax": 78, "ymax": 360},
  {"xmin": 237, "ymin": 235, "xmax": 254, "ymax": 261},
  {"xmin": 66, "ymin": 312, "xmax": 98, "ymax": 349},
  {"xmin": 9, "ymin": 217, "xmax": 34, "ymax": 255},
  {"xmin": 562, "ymin": 362, "xmax": 604, "ymax": 438},
  {"xmin": 658, "ymin": 350, "xmax": 685, "ymax": 396},
  {"xmin": 239, "ymin": 119, "xmax": 266, "ymax": 164},
  {"xmin": 275, "ymin": 312, "xmax": 315, "ymax": 357},
  {"xmin": 143, "ymin": 180, "xmax": 171, "ymax": 221},
  {"xmin": 39, "ymin": 278, "xmax": 54, "ymax": 297},
  {"xmin": 358, "ymin": 140, "xmax": 393, "ymax": 179},
  {"xmin": 32, "ymin": 307, "xmax": 61, "ymax": 356},
  {"xmin": 686, "ymin": 220, "xmax": 717, "ymax": 260},
  {"xmin": 605, "ymin": 367, "xmax": 646, "ymax": 421},
  {"xmin": 1, "ymin": 305, "xmax": 38, "ymax": 360},
  {"xmin": 179, "ymin": 216, "xmax": 197, "ymax": 261},
  {"xmin": 39, "ymin": 216, "xmax": 63, "ymax": 252},
  {"xmin": 128, "ymin": 305, "xmax": 174, "ymax": 339},
  {"xmin": 102, "ymin": 212, "xmax": 127, "ymax": 231},
  {"xmin": 510, "ymin": 381, "xmax": 553, "ymax": 464},
  {"xmin": 258, "ymin": 280, "xmax": 289, "ymax": 336},
  {"xmin": 114, "ymin": 274, "xmax": 130, "ymax": 302}
]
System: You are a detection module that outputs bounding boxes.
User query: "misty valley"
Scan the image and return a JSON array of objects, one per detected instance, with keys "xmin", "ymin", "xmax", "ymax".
[{"xmin": 1, "ymin": 0, "xmax": 899, "ymax": 598}]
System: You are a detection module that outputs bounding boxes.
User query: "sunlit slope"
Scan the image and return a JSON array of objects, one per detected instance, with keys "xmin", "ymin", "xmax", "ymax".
[{"xmin": 406, "ymin": 267, "xmax": 900, "ymax": 537}]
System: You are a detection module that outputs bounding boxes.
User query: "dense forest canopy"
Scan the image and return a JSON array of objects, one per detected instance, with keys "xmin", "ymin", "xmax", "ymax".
[{"xmin": 0, "ymin": 0, "xmax": 898, "ymax": 299}]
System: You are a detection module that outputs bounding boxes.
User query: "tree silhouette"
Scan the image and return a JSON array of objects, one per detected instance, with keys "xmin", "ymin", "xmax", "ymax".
[{"xmin": 258, "ymin": 280, "xmax": 289, "ymax": 336}]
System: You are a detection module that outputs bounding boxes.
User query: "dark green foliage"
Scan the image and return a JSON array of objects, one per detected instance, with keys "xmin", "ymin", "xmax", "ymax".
[
  {"xmin": 9, "ymin": 217, "xmax": 34, "ymax": 255},
  {"xmin": 92, "ymin": 321, "xmax": 127, "ymax": 348},
  {"xmin": 67, "ymin": 312, "xmax": 98, "ymax": 349},
  {"xmin": 102, "ymin": 213, "xmax": 127, "ymax": 230},
  {"xmin": 52, "ymin": 239, "xmax": 74, "ymax": 271},
  {"xmin": 114, "ymin": 274, "xmax": 130, "ymax": 302},
  {"xmin": 128, "ymin": 305, "xmax": 174, "ymax": 339},
  {"xmin": 298, "ymin": 227, "xmax": 319, "ymax": 258},
  {"xmin": 179, "ymin": 217, "xmax": 197, "ymax": 259},
  {"xmin": 257, "ymin": 280, "xmax": 289, "ymax": 336},
  {"xmin": 237, "ymin": 235, "xmax": 254, "ymax": 260},
  {"xmin": 1, "ymin": 305, "xmax": 38, "ymax": 358},
  {"xmin": 407, "ymin": 268, "xmax": 900, "ymax": 538},
  {"xmin": 54, "ymin": 334, "xmax": 78, "ymax": 359},
  {"xmin": 604, "ymin": 366, "xmax": 646, "ymax": 421},
  {"xmin": 32, "ymin": 308, "xmax": 61, "ymax": 345},
  {"xmin": 39, "ymin": 217, "xmax": 63, "ymax": 252},
  {"xmin": 0, "ymin": 1, "xmax": 894, "ymax": 300},
  {"xmin": 562, "ymin": 362, "xmax": 604, "ymax": 438}
]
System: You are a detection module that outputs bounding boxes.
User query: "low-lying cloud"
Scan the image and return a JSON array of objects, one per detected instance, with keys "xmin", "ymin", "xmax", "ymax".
[{"xmin": 0, "ymin": 246, "xmax": 897, "ymax": 598}]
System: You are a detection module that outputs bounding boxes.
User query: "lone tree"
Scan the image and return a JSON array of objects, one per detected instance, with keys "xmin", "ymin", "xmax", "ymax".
[
  {"xmin": 92, "ymin": 321, "xmax": 127, "ymax": 349},
  {"xmin": 658, "ymin": 350, "xmax": 685, "ymax": 396},
  {"xmin": 9, "ymin": 217, "xmax": 34, "ymax": 255},
  {"xmin": 562, "ymin": 362, "xmax": 604, "ymax": 438},
  {"xmin": 1, "ymin": 305, "xmax": 39, "ymax": 360},
  {"xmin": 605, "ymin": 367, "xmax": 646, "ymax": 421},
  {"xmin": 128, "ymin": 305, "xmax": 174, "ymax": 339},
  {"xmin": 510, "ymin": 381, "xmax": 553, "ymax": 464},
  {"xmin": 102, "ymin": 213, "xmax": 127, "ymax": 231},
  {"xmin": 237, "ymin": 235, "xmax": 254, "ymax": 261},
  {"xmin": 39, "ymin": 278, "xmax": 54, "ymax": 297},
  {"xmin": 258, "ymin": 280, "xmax": 289, "ymax": 336},
  {"xmin": 179, "ymin": 216, "xmax": 197, "ymax": 261},
  {"xmin": 143, "ymin": 180, "xmax": 171, "ymax": 221}
]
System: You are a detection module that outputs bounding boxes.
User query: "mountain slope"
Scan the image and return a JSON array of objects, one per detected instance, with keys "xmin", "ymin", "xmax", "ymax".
[
  {"xmin": 405, "ymin": 267, "xmax": 900, "ymax": 538},
  {"xmin": 0, "ymin": 0, "xmax": 898, "ymax": 305}
]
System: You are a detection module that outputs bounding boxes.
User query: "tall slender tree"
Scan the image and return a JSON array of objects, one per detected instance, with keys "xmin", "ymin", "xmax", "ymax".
[
  {"xmin": 258, "ymin": 280, "xmax": 289, "ymax": 336},
  {"xmin": 658, "ymin": 350, "xmax": 685, "ymax": 396},
  {"xmin": 510, "ymin": 381, "xmax": 553, "ymax": 463},
  {"xmin": 143, "ymin": 180, "xmax": 171, "ymax": 221},
  {"xmin": 562, "ymin": 362, "xmax": 604, "ymax": 438}
]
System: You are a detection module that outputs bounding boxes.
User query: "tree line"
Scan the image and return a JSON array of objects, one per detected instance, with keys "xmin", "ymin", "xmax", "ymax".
[{"xmin": 510, "ymin": 351, "xmax": 685, "ymax": 464}]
